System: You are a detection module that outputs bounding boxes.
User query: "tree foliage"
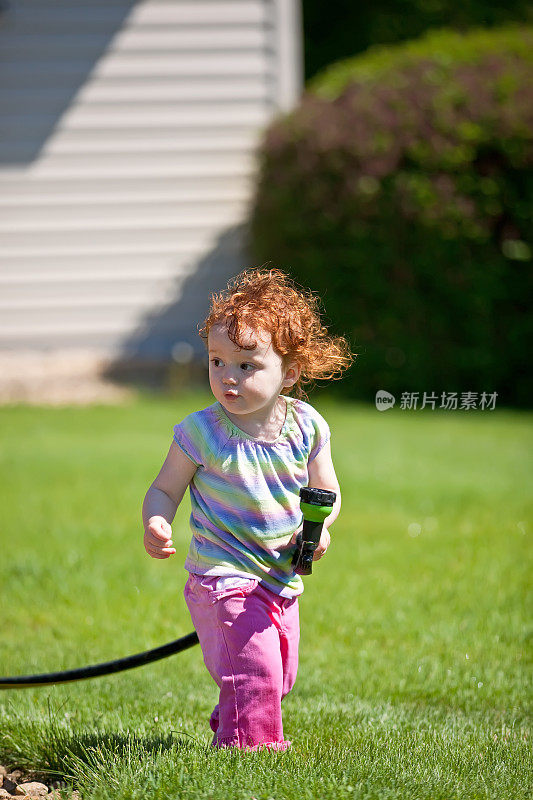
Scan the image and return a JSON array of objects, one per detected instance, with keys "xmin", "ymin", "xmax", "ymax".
[{"xmin": 249, "ymin": 27, "xmax": 533, "ymax": 406}]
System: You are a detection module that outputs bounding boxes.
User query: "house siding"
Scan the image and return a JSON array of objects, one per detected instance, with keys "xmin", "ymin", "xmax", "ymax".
[{"xmin": 0, "ymin": 0, "xmax": 302, "ymax": 360}]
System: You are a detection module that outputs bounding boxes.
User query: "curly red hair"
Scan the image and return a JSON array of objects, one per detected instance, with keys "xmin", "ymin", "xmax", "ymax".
[{"xmin": 199, "ymin": 267, "xmax": 354, "ymax": 398}]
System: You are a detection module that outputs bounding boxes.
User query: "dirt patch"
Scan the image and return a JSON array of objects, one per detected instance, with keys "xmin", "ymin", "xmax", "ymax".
[
  {"xmin": 0, "ymin": 351, "xmax": 134, "ymax": 405},
  {"xmin": 0, "ymin": 765, "xmax": 78, "ymax": 799}
]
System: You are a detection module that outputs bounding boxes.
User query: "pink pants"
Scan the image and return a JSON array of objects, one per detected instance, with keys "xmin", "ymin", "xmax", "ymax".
[{"xmin": 183, "ymin": 572, "xmax": 300, "ymax": 751}]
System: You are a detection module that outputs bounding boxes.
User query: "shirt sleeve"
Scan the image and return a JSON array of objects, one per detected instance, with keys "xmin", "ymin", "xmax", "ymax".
[
  {"xmin": 308, "ymin": 408, "xmax": 331, "ymax": 461},
  {"xmin": 294, "ymin": 400, "xmax": 331, "ymax": 462},
  {"xmin": 173, "ymin": 413, "xmax": 205, "ymax": 467}
]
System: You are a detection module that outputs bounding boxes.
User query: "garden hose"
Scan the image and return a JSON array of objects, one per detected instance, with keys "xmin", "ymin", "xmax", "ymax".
[
  {"xmin": 1, "ymin": 487, "xmax": 334, "ymax": 689},
  {"xmin": 0, "ymin": 632, "xmax": 199, "ymax": 689}
]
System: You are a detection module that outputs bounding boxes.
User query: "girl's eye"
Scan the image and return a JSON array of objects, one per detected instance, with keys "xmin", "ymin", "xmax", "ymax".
[
  {"xmin": 211, "ymin": 358, "xmax": 223, "ymax": 367},
  {"xmin": 240, "ymin": 363, "xmax": 254, "ymax": 372}
]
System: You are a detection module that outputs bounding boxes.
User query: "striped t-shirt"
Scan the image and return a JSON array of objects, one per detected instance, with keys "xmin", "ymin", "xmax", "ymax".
[{"xmin": 173, "ymin": 396, "xmax": 331, "ymax": 598}]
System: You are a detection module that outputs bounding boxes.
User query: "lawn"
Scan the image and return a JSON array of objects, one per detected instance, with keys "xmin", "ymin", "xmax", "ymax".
[{"xmin": 0, "ymin": 391, "xmax": 531, "ymax": 800}]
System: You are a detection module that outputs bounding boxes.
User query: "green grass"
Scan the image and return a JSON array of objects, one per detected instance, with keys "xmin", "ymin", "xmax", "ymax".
[{"xmin": 0, "ymin": 391, "xmax": 531, "ymax": 799}]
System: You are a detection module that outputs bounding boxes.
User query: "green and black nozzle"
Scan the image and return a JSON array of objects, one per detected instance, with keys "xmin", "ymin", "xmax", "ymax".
[{"xmin": 292, "ymin": 487, "xmax": 336, "ymax": 575}]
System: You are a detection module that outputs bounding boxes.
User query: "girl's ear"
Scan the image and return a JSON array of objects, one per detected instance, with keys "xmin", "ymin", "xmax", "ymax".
[{"xmin": 283, "ymin": 361, "xmax": 301, "ymax": 389}]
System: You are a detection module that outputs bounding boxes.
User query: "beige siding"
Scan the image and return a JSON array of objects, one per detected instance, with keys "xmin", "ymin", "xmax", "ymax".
[{"xmin": 0, "ymin": 0, "xmax": 302, "ymax": 359}]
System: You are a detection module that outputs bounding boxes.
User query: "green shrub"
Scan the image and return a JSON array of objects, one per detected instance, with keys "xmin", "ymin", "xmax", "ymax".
[
  {"xmin": 249, "ymin": 26, "xmax": 533, "ymax": 407},
  {"xmin": 302, "ymin": 0, "xmax": 533, "ymax": 79}
]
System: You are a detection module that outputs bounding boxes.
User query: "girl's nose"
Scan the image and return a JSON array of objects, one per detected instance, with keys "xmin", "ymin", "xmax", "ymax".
[{"xmin": 222, "ymin": 371, "xmax": 237, "ymax": 385}]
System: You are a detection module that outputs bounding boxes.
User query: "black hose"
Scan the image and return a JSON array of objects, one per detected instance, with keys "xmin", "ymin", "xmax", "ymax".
[{"xmin": 0, "ymin": 631, "xmax": 199, "ymax": 689}]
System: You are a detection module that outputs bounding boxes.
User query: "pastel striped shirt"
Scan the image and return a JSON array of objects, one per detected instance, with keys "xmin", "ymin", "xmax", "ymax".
[{"xmin": 173, "ymin": 396, "xmax": 331, "ymax": 598}]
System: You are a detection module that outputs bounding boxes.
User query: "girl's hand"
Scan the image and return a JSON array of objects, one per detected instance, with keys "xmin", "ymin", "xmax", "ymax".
[
  {"xmin": 288, "ymin": 524, "xmax": 331, "ymax": 560},
  {"xmin": 313, "ymin": 526, "xmax": 330, "ymax": 561},
  {"xmin": 144, "ymin": 516, "xmax": 176, "ymax": 559}
]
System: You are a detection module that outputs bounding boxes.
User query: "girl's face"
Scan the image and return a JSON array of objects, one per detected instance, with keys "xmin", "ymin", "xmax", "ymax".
[{"xmin": 208, "ymin": 322, "xmax": 300, "ymax": 421}]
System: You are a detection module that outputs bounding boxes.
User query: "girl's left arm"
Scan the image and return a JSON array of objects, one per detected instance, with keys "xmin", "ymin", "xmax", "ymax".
[
  {"xmin": 303, "ymin": 439, "xmax": 341, "ymax": 560},
  {"xmin": 308, "ymin": 439, "xmax": 341, "ymax": 530},
  {"xmin": 289, "ymin": 440, "xmax": 341, "ymax": 560}
]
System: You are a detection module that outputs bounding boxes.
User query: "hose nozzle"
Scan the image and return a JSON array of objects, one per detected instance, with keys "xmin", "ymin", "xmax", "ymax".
[{"xmin": 292, "ymin": 487, "xmax": 336, "ymax": 575}]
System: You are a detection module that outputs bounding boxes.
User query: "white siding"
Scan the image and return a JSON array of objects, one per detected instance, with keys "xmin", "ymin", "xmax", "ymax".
[{"xmin": 0, "ymin": 0, "xmax": 303, "ymax": 359}]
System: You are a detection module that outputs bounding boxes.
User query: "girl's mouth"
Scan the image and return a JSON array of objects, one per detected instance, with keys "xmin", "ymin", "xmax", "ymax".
[{"xmin": 224, "ymin": 391, "xmax": 239, "ymax": 399}]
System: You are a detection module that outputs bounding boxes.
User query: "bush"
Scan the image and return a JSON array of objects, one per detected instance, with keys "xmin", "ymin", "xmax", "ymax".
[
  {"xmin": 302, "ymin": 0, "xmax": 533, "ymax": 79},
  {"xmin": 248, "ymin": 27, "xmax": 533, "ymax": 407}
]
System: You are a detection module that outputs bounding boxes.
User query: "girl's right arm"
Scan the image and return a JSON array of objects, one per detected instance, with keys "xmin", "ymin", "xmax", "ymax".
[{"xmin": 142, "ymin": 441, "xmax": 198, "ymax": 559}]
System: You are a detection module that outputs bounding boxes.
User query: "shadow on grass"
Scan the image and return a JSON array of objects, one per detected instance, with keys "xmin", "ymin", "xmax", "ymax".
[
  {"xmin": 1, "ymin": 726, "xmax": 203, "ymax": 792},
  {"xmin": 66, "ymin": 728, "xmax": 199, "ymax": 758}
]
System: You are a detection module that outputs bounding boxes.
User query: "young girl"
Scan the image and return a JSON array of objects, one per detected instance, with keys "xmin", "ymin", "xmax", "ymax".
[{"xmin": 142, "ymin": 268, "xmax": 352, "ymax": 751}]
